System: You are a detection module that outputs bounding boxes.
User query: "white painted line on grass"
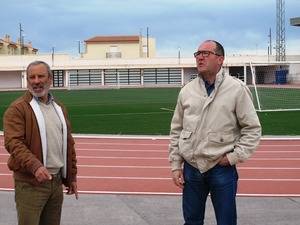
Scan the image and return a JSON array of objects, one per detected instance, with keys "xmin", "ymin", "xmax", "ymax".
[{"xmin": 160, "ymin": 107, "xmax": 175, "ymax": 112}]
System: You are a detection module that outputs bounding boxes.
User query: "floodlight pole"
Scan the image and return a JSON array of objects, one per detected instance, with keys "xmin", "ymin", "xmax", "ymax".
[
  {"xmin": 19, "ymin": 23, "xmax": 24, "ymax": 55},
  {"xmin": 276, "ymin": 0, "xmax": 286, "ymax": 61},
  {"xmin": 52, "ymin": 47, "xmax": 55, "ymax": 67}
]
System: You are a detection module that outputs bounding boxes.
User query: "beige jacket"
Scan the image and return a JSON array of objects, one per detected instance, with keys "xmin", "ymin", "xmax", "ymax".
[{"xmin": 169, "ymin": 69, "xmax": 261, "ymax": 173}]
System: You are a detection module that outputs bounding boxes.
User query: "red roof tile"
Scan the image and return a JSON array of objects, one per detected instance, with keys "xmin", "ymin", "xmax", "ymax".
[{"xmin": 85, "ymin": 35, "xmax": 140, "ymax": 43}]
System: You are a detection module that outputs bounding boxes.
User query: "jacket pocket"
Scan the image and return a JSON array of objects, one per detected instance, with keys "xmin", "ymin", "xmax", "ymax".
[
  {"xmin": 178, "ymin": 130, "xmax": 193, "ymax": 155},
  {"xmin": 180, "ymin": 130, "xmax": 192, "ymax": 140},
  {"xmin": 208, "ymin": 132, "xmax": 235, "ymax": 144}
]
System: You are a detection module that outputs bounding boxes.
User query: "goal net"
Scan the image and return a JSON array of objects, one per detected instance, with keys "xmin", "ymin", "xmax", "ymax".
[{"xmin": 245, "ymin": 62, "xmax": 300, "ymax": 112}]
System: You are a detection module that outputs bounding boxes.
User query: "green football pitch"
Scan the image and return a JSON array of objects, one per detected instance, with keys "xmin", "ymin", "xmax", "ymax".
[{"xmin": 0, "ymin": 88, "xmax": 299, "ymax": 135}]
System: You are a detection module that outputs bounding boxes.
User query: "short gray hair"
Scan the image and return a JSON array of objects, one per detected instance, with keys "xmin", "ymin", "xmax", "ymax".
[{"xmin": 26, "ymin": 61, "xmax": 52, "ymax": 77}]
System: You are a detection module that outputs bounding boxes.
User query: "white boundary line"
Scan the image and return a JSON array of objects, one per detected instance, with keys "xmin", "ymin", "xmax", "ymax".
[
  {"xmin": 75, "ymin": 143, "xmax": 168, "ymax": 146},
  {"xmin": 2, "ymin": 163, "xmax": 300, "ymax": 170},
  {"xmin": 1, "ymin": 131, "xmax": 300, "ymax": 140},
  {"xmin": 76, "ymin": 148, "xmax": 166, "ymax": 152},
  {"xmin": 77, "ymin": 156, "xmax": 167, "ymax": 159},
  {"xmin": 73, "ymin": 135, "xmax": 300, "ymax": 140},
  {"xmin": 0, "ymin": 188, "xmax": 299, "ymax": 197},
  {"xmin": 1, "ymin": 173, "xmax": 299, "ymax": 181}
]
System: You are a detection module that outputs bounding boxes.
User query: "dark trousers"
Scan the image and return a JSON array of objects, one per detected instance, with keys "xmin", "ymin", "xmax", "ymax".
[
  {"xmin": 14, "ymin": 176, "xmax": 63, "ymax": 225},
  {"xmin": 183, "ymin": 162, "xmax": 238, "ymax": 225}
]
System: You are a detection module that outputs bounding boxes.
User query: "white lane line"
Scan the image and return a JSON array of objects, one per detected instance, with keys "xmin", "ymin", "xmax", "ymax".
[
  {"xmin": 83, "ymin": 177, "xmax": 300, "ymax": 182},
  {"xmin": 78, "ymin": 156, "xmax": 300, "ymax": 160},
  {"xmin": 78, "ymin": 190, "xmax": 181, "ymax": 196},
  {"xmin": 77, "ymin": 165, "xmax": 170, "ymax": 169},
  {"xmin": 74, "ymin": 176, "xmax": 300, "ymax": 182},
  {"xmin": 78, "ymin": 176, "xmax": 171, "ymax": 180},
  {"xmin": 255, "ymin": 151, "xmax": 300, "ymax": 153},
  {"xmin": 0, "ymin": 173, "xmax": 299, "ymax": 182},
  {"xmin": 1, "ymin": 163, "xmax": 300, "ymax": 170},
  {"xmin": 76, "ymin": 148, "xmax": 166, "ymax": 152},
  {"xmin": 259, "ymin": 144, "xmax": 300, "ymax": 146},
  {"xmin": 240, "ymin": 178, "xmax": 300, "ymax": 181},
  {"xmin": 74, "ymin": 142, "xmax": 300, "ymax": 148},
  {"xmin": 2, "ymin": 155, "xmax": 300, "ymax": 161},
  {"xmin": 3, "ymin": 144, "xmax": 300, "ymax": 149},
  {"xmin": 77, "ymin": 156, "xmax": 167, "ymax": 159},
  {"xmin": 238, "ymin": 166, "xmax": 300, "ymax": 170},
  {"xmin": 76, "ymin": 143, "xmax": 168, "ymax": 146},
  {"xmin": 249, "ymin": 158, "xmax": 300, "ymax": 160},
  {"xmin": 237, "ymin": 193, "xmax": 300, "ymax": 197},
  {"xmin": 0, "ymin": 188, "xmax": 299, "ymax": 197},
  {"xmin": 2, "ymin": 163, "xmax": 297, "ymax": 170},
  {"xmin": 76, "ymin": 148, "xmax": 300, "ymax": 154}
]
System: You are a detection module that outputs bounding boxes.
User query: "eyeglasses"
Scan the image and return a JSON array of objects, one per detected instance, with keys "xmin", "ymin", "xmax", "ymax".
[{"xmin": 193, "ymin": 50, "xmax": 221, "ymax": 58}]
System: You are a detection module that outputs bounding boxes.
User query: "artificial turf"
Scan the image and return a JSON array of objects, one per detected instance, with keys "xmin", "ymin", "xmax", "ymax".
[{"xmin": 0, "ymin": 88, "xmax": 299, "ymax": 135}]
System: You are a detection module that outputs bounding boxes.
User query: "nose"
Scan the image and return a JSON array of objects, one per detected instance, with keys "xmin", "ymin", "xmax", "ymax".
[
  {"xmin": 196, "ymin": 56, "xmax": 204, "ymax": 62},
  {"xmin": 31, "ymin": 76, "xmax": 41, "ymax": 84}
]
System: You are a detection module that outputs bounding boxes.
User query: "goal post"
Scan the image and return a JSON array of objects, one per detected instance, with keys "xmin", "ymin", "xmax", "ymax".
[{"xmin": 248, "ymin": 62, "xmax": 300, "ymax": 112}]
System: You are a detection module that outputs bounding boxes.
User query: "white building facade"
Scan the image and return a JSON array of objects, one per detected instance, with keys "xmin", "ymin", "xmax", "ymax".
[{"xmin": 0, "ymin": 54, "xmax": 300, "ymax": 90}]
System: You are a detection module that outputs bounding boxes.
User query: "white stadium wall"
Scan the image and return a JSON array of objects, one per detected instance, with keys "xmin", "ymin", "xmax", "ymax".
[
  {"xmin": 0, "ymin": 71, "xmax": 22, "ymax": 89},
  {"xmin": 0, "ymin": 54, "xmax": 300, "ymax": 90}
]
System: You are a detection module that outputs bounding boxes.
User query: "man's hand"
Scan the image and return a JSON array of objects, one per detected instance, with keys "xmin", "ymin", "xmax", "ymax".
[
  {"xmin": 218, "ymin": 155, "xmax": 231, "ymax": 166},
  {"xmin": 34, "ymin": 166, "xmax": 52, "ymax": 183},
  {"xmin": 66, "ymin": 181, "xmax": 79, "ymax": 200},
  {"xmin": 172, "ymin": 169, "xmax": 184, "ymax": 189}
]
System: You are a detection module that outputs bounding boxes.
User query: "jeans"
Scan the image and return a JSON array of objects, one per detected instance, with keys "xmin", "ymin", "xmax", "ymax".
[
  {"xmin": 14, "ymin": 176, "xmax": 63, "ymax": 225},
  {"xmin": 183, "ymin": 162, "xmax": 238, "ymax": 225}
]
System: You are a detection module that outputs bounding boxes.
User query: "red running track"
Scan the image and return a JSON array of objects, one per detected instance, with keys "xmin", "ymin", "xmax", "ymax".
[{"xmin": 1, "ymin": 135, "xmax": 300, "ymax": 196}]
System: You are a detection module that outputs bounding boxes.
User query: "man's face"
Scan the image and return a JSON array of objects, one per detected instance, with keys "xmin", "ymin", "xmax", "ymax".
[
  {"xmin": 27, "ymin": 64, "xmax": 52, "ymax": 101},
  {"xmin": 194, "ymin": 41, "xmax": 224, "ymax": 76}
]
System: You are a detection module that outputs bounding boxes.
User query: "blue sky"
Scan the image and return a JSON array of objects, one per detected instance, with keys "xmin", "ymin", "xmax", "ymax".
[{"xmin": 1, "ymin": 0, "xmax": 300, "ymax": 57}]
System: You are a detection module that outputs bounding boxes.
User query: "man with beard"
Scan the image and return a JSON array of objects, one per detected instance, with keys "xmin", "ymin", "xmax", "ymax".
[{"xmin": 3, "ymin": 61, "xmax": 78, "ymax": 225}]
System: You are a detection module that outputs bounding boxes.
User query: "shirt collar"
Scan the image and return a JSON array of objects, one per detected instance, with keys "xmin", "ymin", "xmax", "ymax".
[
  {"xmin": 34, "ymin": 93, "xmax": 54, "ymax": 105},
  {"xmin": 204, "ymin": 80, "xmax": 215, "ymax": 88}
]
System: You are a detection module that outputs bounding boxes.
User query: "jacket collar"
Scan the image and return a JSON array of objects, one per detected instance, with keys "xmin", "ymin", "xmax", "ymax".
[
  {"xmin": 215, "ymin": 68, "xmax": 226, "ymax": 89},
  {"xmin": 23, "ymin": 91, "xmax": 34, "ymax": 103},
  {"xmin": 199, "ymin": 68, "xmax": 226, "ymax": 90}
]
